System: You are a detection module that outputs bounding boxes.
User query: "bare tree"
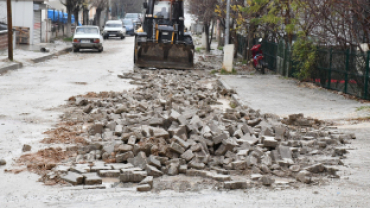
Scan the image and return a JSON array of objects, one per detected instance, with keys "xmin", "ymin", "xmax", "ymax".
[
  {"xmin": 60, "ymin": 0, "xmax": 84, "ymax": 34},
  {"xmin": 72, "ymin": 0, "xmax": 84, "ymax": 26},
  {"xmin": 82, "ymin": 0, "xmax": 90, "ymax": 25},
  {"xmin": 92, "ymin": 0, "xmax": 108, "ymax": 28},
  {"xmin": 189, "ymin": 0, "xmax": 218, "ymax": 52},
  {"xmin": 111, "ymin": 0, "xmax": 144, "ymax": 18},
  {"xmin": 60, "ymin": 0, "xmax": 74, "ymax": 36}
]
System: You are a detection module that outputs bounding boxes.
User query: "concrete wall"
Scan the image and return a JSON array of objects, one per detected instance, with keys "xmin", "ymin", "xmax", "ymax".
[{"xmin": 0, "ymin": 31, "xmax": 8, "ymax": 50}]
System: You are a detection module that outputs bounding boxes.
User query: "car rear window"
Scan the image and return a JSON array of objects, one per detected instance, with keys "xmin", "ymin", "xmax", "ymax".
[
  {"xmin": 122, "ymin": 19, "xmax": 133, "ymax": 25},
  {"xmin": 125, "ymin": 13, "xmax": 139, "ymax": 18},
  {"xmin": 76, "ymin": 28, "xmax": 98, "ymax": 34},
  {"xmin": 106, "ymin": 24, "xmax": 122, "ymax": 27}
]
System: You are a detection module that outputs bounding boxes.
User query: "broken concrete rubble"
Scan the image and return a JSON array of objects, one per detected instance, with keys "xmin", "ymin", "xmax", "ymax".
[
  {"xmin": 22, "ymin": 144, "xmax": 32, "ymax": 152},
  {"xmin": 0, "ymin": 159, "xmax": 6, "ymax": 166},
  {"xmin": 27, "ymin": 69, "xmax": 355, "ymax": 192},
  {"xmin": 61, "ymin": 171, "xmax": 84, "ymax": 185}
]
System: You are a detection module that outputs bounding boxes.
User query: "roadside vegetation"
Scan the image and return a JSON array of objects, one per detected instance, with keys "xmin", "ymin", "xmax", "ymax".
[{"xmin": 356, "ymin": 106, "xmax": 370, "ymax": 112}]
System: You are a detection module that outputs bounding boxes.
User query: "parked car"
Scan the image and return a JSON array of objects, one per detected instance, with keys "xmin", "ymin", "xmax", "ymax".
[
  {"xmin": 121, "ymin": 18, "xmax": 135, "ymax": 36},
  {"xmin": 102, "ymin": 20, "xmax": 126, "ymax": 39},
  {"xmin": 72, "ymin": 26, "xmax": 103, "ymax": 52},
  {"xmin": 124, "ymin": 13, "xmax": 142, "ymax": 25},
  {"xmin": 0, "ymin": 23, "xmax": 7, "ymax": 31}
]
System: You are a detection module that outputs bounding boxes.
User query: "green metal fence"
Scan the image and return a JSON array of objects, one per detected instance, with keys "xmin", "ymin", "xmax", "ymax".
[
  {"xmin": 261, "ymin": 41, "xmax": 278, "ymax": 71},
  {"xmin": 262, "ymin": 41, "xmax": 370, "ymax": 100},
  {"xmin": 237, "ymin": 34, "xmax": 247, "ymax": 58},
  {"xmin": 314, "ymin": 49, "xmax": 370, "ymax": 100},
  {"xmin": 236, "ymin": 34, "xmax": 260, "ymax": 60}
]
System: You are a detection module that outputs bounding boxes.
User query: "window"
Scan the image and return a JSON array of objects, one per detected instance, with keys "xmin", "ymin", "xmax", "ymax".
[
  {"xmin": 125, "ymin": 13, "xmax": 139, "ymax": 18},
  {"xmin": 76, "ymin": 28, "xmax": 98, "ymax": 34},
  {"xmin": 122, "ymin": 19, "xmax": 133, "ymax": 25},
  {"xmin": 105, "ymin": 24, "xmax": 122, "ymax": 28},
  {"xmin": 153, "ymin": 1, "xmax": 171, "ymax": 19}
]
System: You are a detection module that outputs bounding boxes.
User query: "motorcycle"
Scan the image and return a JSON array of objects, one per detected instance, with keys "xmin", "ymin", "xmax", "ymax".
[{"xmin": 251, "ymin": 38, "xmax": 268, "ymax": 74}]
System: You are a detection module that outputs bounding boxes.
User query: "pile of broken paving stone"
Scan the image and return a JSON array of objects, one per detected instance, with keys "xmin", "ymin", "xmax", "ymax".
[{"xmin": 34, "ymin": 69, "xmax": 354, "ymax": 191}]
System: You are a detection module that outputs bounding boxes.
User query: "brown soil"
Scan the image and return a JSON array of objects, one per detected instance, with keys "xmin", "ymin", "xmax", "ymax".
[
  {"xmin": 16, "ymin": 147, "xmax": 75, "ymax": 175},
  {"xmin": 41, "ymin": 126, "xmax": 87, "ymax": 145}
]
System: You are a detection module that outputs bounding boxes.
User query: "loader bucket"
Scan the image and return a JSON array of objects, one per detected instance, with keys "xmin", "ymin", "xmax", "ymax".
[{"xmin": 135, "ymin": 42, "xmax": 194, "ymax": 70}]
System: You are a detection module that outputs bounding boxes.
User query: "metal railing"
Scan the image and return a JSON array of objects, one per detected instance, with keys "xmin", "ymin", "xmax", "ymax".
[{"xmin": 262, "ymin": 40, "xmax": 370, "ymax": 100}]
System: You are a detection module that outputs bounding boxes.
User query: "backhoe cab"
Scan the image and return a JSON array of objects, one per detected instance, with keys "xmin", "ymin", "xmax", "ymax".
[{"xmin": 134, "ymin": 0, "xmax": 194, "ymax": 69}]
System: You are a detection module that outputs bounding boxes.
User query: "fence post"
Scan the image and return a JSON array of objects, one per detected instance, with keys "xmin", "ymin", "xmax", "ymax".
[
  {"xmin": 344, "ymin": 49, "xmax": 350, "ymax": 94},
  {"xmin": 327, "ymin": 48, "xmax": 333, "ymax": 89},
  {"xmin": 284, "ymin": 44, "xmax": 289, "ymax": 77},
  {"xmin": 364, "ymin": 51, "xmax": 370, "ymax": 100}
]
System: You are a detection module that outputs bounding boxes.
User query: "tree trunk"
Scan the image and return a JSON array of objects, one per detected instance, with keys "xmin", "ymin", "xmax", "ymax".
[
  {"xmin": 218, "ymin": 19, "xmax": 225, "ymax": 47},
  {"xmin": 83, "ymin": 7, "xmax": 89, "ymax": 25},
  {"xmin": 246, "ymin": 23, "xmax": 256, "ymax": 61},
  {"xmin": 66, "ymin": 4, "xmax": 72, "ymax": 37},
  {"xmin": 74, "ymin": 7, "xmax": 79, "ymax": 26},
  {"xmin": 216, "ymin": 19, "xmax": 220, "ymax": 43},
  {"xmin": 232, "ymin": 31, "xmax": 237, "ymax": 58},
  {"xmin": 204, "ymin": 23, "xmax": 210, "ymax": 52},
  {"xmin": 209, "ymin": 20, "xmax": 215, "ymax": 46},
  {"xmin": 96, "ymin": 10, "xmax": 101, "ymax": 29}
]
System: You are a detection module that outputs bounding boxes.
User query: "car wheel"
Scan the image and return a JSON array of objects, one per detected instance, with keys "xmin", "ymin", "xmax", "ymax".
[
  {"xmin": 73, "ymin": 48, "xmax": 79, "ymax": 52},
  {"xmin": 121, "ymin": 36, "xmax": 125, "ymax": 39},
  {"xmin": 98, "ymin": 47, "xmax": 103, "ymax": 53}
]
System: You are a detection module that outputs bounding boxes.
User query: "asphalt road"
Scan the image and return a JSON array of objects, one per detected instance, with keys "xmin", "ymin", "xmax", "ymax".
[{"xmin": 0, "ymin": 38, "xmax": 369, "ymax": 207}]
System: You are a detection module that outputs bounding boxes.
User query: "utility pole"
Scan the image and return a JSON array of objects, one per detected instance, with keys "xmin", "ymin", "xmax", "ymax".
[
  {"xmin": 224, "ymin": 0, "xmax": 230, "ymax": 45},
  {"xmin": 222, "ymin": 0, "xmax": 233, "ymax": 72},
  {"xmin": 6, "ymin": 0, "xmax": 13, "ymax": 61}
]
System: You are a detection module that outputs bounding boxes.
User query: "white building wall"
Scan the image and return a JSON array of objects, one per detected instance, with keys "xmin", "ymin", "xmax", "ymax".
[
  {"xmin": 0, "ymin": 2, "xmax": 6, "ymax": 24},
  {"xmin": 0, "ymin": 1, "xmax": 35, "ymax": 44},
  {"xmin": 13, "ymin": 1, "xmax": 34, "ymax": 44}
]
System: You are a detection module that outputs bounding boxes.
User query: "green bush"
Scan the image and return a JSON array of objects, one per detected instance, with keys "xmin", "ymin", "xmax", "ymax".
[
  {"xmin": 63, "ymin": 37, "xmax": 73, "ymax": 42},
  {"xmin": 210, "ymin": 70, "xmax": 218, "ymax": 74},
  {"xmin": 220, "ymin": 68, "xmax": 237, "ymax": 75},
  {"xmin": 291, "ymin": 39, "xmax": 318, "ymax": 81},
  {"xmin": 195, "ymin": 47, "xmax": 203, "ymax": 53}
]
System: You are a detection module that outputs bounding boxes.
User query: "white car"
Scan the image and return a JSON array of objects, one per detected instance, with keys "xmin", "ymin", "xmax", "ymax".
[
  {"xmin": 102, "ymin": 20, "xmax": 126, "ymax": 39},
  {"xmin": 72, "ymin": 26, "xmax": 104, "ymax": 52}
]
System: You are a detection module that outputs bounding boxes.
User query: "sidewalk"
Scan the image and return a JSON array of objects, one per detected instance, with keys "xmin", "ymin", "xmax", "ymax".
[
  {"xmin": 0, "ymin": 40, "xmax": 72, "ymax": 73},
  {"xmin": 221, "ymin": 74, "xmax": 370, "ymax": 120}
]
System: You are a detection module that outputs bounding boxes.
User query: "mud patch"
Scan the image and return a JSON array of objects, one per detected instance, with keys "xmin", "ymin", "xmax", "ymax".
[{"xmin": 72, "ymin": 82, "xmax": 88, "ymax": 85}]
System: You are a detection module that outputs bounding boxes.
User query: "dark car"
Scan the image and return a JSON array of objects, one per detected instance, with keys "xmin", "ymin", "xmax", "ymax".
[
  {"xmin": 121, "ymin": 18, "xmax": 135, "ymax": 36},
  {"xmin": 0, "ymin": 23, "xmax": 7, "ymax": 31}
]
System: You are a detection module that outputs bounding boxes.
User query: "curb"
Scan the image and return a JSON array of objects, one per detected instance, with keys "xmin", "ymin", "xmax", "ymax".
[
  {"xmin": 31, "ymin": 47, "xmax": 72, "ymax": 63},
  {"xmin": 217, "ymin": 78, "xmax": 244, "ymax": 107},
  {"xmin": 0, "ymin": 47, "xmax": 72, "ymax": 74},
  {"xmin": 0, "ymin": 62, "xmax": 23, "ymax": 74}
]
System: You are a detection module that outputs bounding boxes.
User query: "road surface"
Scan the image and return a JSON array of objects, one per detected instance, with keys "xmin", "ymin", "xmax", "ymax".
[{"xmin": 0, "ymin": 37, "xmax": 369, "ymax": 208}]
